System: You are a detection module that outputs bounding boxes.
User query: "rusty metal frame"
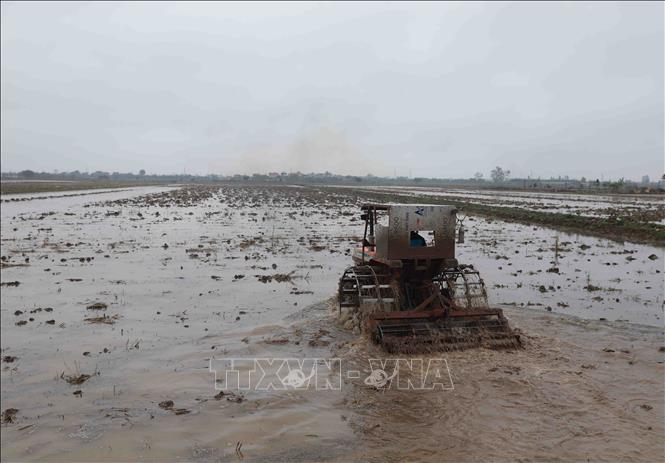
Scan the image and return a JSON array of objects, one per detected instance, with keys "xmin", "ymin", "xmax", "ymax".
[{"xmin": 369, "ymin": 308, "xmax": 505, "ymax": 321}]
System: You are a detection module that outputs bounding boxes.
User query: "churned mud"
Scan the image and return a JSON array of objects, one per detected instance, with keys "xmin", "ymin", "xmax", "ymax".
[
  {"xmin": 335, "ymin": 307, "xmax": 664, "ymax": 463},
  {"xmin": 1, "ymin": 184, "xmax": 663, "ymax": 462}
]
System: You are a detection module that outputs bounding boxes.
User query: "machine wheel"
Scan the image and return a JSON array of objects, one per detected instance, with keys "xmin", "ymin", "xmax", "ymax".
[
  {"xmin": 434, "ymin": 266, "xmax": 490, "ymax": 311},
  {"xmin": 338, "ymin": 265, "xmax": 397, "ymax": 331}
]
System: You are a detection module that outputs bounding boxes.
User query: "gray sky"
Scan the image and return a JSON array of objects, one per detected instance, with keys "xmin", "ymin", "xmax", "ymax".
[{"xmin": 1, "ymin": 1, "xmax": 663, "ymax": 180}]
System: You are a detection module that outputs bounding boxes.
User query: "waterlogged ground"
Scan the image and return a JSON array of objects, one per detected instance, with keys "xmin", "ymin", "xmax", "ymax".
[
  {"xmin": 1, "ymin": 185, "xmax": 663, "ymax": 462},
  {"xmin": 347, "ymin": 185, "xmax": 665, "ymax": 224},
  {"xmin": 458, "ymin": 216, "xmax": 663, "ymax": 326}
]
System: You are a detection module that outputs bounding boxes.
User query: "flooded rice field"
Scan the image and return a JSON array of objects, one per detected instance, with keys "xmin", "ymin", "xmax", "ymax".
[
  {"xmin": 1, "ymin": 184, "xmax": 663, "ymax": 462},
  {"xmin": 1, "ymin": 186, "xmax": 180, "ymax": 214},
  {"xmin": 348, "ymin": 185, "xmax": 665, "ymax": 224}
]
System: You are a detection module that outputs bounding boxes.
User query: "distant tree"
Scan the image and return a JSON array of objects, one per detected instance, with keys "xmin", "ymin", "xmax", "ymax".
[
  {"xmin": 139, "ymin": 169, "xmax": 146, "ymax": 176},
  {"xmin": 490, "ymin": 166, "xmax": 510, "ymax": 182},
  {"xmin": 473, "ymin": 172, "xmax": 484, "ymax": 181},
  {"xmin": 609, "ymin": 177, "xmax": 625, "ymax": 193},
  {"xmin": 18, "ymin": 169, "xmax": 36, "ymax": 179}
]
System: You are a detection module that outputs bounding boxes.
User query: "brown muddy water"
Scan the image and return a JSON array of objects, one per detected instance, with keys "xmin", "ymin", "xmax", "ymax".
[{"xmin": 1, "ymin": 185, "xmax": 663, "ymax": 462}]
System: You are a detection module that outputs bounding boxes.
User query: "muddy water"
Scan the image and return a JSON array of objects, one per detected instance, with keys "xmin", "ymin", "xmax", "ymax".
[
  {"xmin": 337, "ymin": 309, "xmax": 664, "ymax": 462},
  {"xmin": 1, "ymin": 185, "xmax": 663, "ymax": 462}
]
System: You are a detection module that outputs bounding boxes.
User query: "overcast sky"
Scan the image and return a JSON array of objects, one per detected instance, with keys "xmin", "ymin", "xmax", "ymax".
[{"xmin": 1, "ymin": 1, "xmax": 663, "ymax": 180}]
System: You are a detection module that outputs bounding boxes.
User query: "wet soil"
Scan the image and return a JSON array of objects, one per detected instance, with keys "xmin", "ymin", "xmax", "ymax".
[
  {"xmin": 1, "ymin": 184, "xmax": 663, "ymax": 462},
  {"xmin": 335, "ymin": 307, "xmax": 664, "ymax": 463},
  {"xmin": 331, "ymin": 186, "xmax": 665, "ymax": 245},
  {"xmin": 346, "ymin": 185, "xmax": 665, "ymax": 224},
  {"xmin": 0, "ymin": 180, "xmax": 168, "ymax": 195}
]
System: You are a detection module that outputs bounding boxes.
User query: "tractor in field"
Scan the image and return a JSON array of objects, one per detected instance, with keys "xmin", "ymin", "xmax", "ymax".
[{"xmin": 338, "ymin": 203, "xmax": 521, "ymax": 353}]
